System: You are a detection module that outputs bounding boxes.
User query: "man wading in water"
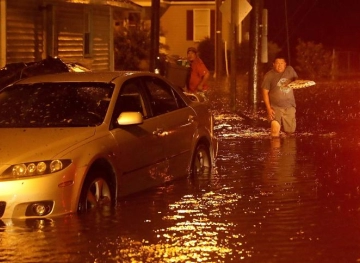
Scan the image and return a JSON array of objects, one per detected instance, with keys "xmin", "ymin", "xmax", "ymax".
[{"xmin": 261, "ymin": 56, "xmax": 298, "ymax": 137}]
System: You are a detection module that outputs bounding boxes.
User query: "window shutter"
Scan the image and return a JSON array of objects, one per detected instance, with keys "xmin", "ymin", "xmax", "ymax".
[
  {"xmin": 186, "ymin": 10, "xmax": 193, "ymax": 40},
  {"xmin": 83, "ymin": 10, "xmax": 92, "ymax": 57},
  {"xmin": 210, "ymin": 10, "xmax": 215, "ymax": 39}
]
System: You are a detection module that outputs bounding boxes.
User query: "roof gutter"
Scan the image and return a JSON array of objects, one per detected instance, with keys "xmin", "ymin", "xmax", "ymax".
[
  {"xmin": 59, "ymin": 0, "xmax": 142, "ymax": 11},
  {"xmin": 162, "ymin": 0, "xmax": 214, "ymax": 4}
]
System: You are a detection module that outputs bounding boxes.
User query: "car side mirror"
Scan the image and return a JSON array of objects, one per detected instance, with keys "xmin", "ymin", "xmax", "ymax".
[{"xmin": 117, "ymin": 112, "xmax": 143, "ymax": 126}]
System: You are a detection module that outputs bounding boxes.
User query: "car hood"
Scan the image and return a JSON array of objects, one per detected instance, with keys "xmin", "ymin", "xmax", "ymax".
[{"xmin": 0, "ymin": 127, "xmax": 96, "ymax": 165}]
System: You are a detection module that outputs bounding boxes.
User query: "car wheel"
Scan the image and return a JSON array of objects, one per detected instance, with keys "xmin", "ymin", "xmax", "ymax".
[
  {"xmin": 78, "ymin": 169, "xmax": 115, "ymax": 213},
  {"xmin": 191, "ymin": 143, "xmax": 211, "ymax": 177}
]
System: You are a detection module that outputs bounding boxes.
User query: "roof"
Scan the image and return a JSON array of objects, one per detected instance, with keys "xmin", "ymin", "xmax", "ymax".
[{"xmin": 61, "ymin": 0, "xmax": 142, "ymax": 11}]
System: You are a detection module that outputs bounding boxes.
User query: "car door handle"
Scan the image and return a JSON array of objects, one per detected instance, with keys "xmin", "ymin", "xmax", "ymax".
[
  {"xmin": 153, "ymin": 128, "xmax": 168, "ymax": 137},
  {"xmin": 188, "ymin": 115, "xmax": 195, "ymax": 123}
]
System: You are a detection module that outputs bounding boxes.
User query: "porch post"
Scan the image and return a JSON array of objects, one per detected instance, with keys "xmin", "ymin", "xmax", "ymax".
[
  {"xmin": 0, "ymin": 0, "xmax": 6, "ymax": 67},
  {"xmin": 109, "ymin": 6, "xmax": 114, "ymax": 71}
]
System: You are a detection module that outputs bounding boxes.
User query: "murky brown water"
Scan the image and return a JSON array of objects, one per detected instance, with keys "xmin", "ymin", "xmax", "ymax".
[{"xmin": 1, "ymin": 78, "xmax": 360, "ymax": 263}]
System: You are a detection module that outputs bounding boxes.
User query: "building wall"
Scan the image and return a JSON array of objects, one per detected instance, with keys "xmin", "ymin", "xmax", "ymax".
[
  {"xmin": 160, "ymin": 3, "xmax": 214, "ymax": 58},
  {"xmin": 56, "ymin": 4, "xmax": 111, "ymax": 70},
  {"xmin": 6, "ymin": 0, "xmax": 44, "ymax": 63},
  {"xmin": 3, "ymin": 0, "xmax": 120, "ymax": 70},
  {"xmin": 92, "ymin": 8, "xmax": 112, "ymax": 71},
  {"xmin": 56, "ymin": 4, "xmax": 84, "ymax": 61}
]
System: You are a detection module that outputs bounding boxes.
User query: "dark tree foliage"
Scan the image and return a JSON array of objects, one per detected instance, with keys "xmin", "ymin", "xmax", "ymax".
[
  {"xmin": 295, "ymin": 39, "xmax": 332, "ymax": 79},
  {"xmin": 197, "ymin": 37, "xmax": 215, "ymax": 71},
  {"xmin": 114, "ymin": 26, "xmax": 150, "ymax": 70}
]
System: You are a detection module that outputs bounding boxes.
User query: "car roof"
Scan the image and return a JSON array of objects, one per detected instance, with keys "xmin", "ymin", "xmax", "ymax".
[{"xmin": 12, "ymin": 71, "xmax": 160, "ymax": 84}]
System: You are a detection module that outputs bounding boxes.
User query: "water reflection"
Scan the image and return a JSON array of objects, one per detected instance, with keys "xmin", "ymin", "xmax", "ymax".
[
  {"xmin": 0, "ymin": 217, "xmax": 79, "ymax": 262},
  {"xmin": 154, "ymin": 189, "xmax": 241, "ymax": 262},
  {"xmin": 1, "ymin": 138, "xmax": 360, "ymax": 263},
  {"xmin": 263, "ymin": 137, "xmax": 296, "ymax": 182}
]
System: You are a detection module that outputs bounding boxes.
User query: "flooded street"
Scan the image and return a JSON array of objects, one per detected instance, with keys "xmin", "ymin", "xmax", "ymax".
[{"xmin": 1, "ymin": 78, "xmax": 360, "ymax": 263}]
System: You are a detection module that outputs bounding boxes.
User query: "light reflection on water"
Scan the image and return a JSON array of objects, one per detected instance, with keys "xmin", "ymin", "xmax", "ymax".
[
  {"xmin": 153, "ymin": 190, "xmax": 242, "ymax": 262},
  {"xmin": 2, "ymin": 132, "xmax": 360, "ymax": 263}
]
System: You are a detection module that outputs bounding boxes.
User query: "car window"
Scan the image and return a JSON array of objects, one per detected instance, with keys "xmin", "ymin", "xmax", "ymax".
[
  {"xmin": 0, "ymin": 82, "xmax": 113, "ymax": 127},
  {"xmin": 143, "ymin": 77, "xmax": 186, "ymax": 116},
  {"xmin": 112, "ymin": 79, "xmax": 147, "ymax": 124}
]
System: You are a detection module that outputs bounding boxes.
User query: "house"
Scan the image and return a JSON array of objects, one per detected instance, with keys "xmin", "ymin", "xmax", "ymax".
[
  {"xmin": 133, "ymin": 0, "xmax": 216, "ymax": 58},
  {"xmin": 0, "ymin": 0, "xmax": 141, "ymax": 70},
  {"xmin": 160, "ymin": 0, "xmax": 216, "ymax": 58},
  {"xmin": 133, "ymin": 0, "xmax": 250, "ymax": 61}
]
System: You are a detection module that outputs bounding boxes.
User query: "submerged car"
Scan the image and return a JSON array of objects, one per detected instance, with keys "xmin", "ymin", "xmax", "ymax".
[{"xmin": 0, "ymin": 71, "xmax": 217, "ymax": 219}]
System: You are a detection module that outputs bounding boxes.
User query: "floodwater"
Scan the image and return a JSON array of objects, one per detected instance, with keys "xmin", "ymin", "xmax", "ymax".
[{"xmin": 1, "ymin": 78, "xmax": 360, "ymax": 263}]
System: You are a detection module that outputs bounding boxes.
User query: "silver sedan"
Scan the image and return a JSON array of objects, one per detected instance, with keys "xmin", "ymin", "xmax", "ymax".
[{"xmin": 0, "ymin": 71, "xmax": 217, "ymax": 219}]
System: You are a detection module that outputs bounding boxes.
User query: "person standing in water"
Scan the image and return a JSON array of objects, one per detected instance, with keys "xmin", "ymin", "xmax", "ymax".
[
  {"xmin": 261, "ymin": 56, "xmax": 298, "ymax": 137},
  {"xmin": 186, "ymin": 47, "xmax": 210, "ymax": 94}
]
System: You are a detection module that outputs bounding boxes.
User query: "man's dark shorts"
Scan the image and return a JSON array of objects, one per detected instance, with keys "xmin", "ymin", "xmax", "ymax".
[{"xmin": 272, "ymin": 106, "xmax": 296, "ymax": 133}]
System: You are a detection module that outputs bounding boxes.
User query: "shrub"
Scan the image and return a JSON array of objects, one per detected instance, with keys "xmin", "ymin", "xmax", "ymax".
[
  {"xmin": 114, "ymin": 22, "xmax": 169, "ymax": 71},
  {"xmin": 114, "ymin": 25, "xmax": 149, "ymax": 71},
  {"xmin": 295, "ymin": 39, "xmax": 332, "ymax": 79},
  {"xmin": 197, "ymin": 37, "xmax": 215, "ymax": 71}
]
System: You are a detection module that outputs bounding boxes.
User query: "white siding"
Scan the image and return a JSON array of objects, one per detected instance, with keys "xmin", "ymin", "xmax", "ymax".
[
  {"xmin": 56, "ymin": 4, "xmax": 111, "ymax": 70},
  {"xmin": 6, "ymin": 0, "xmax": 44, "ymax": 63},
  {"xmin": 92, "ymin": 8, "xmax": 111, "ymax": 71},
  {"xmin": 56, "ymin": 4, "xmax": 86, "ymax": 60}
]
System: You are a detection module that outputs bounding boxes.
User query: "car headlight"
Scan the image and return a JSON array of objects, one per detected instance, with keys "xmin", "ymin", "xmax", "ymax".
[{"xmin": 2, "ymin": 159, "xmax": 72, "ymax": 179}]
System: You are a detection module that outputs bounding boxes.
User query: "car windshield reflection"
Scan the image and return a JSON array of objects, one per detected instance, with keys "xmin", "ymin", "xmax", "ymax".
[{"xmin": 0, "ymin": 82, "xmax": 114, "ymax": 128}]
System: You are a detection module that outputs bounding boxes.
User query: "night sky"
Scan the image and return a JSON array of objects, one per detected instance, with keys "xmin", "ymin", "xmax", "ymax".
[{"xmin": 264, "ymin": 0, "xmax": 360, "ymax": 51}]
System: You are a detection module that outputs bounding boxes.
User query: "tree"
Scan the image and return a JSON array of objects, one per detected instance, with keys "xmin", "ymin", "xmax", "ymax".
[
  {"xmin": 114, "ymin": 22, "xmax": 169, "ymax": 71},
  {"xmin": 114, "ymin": 23, "xmax": 150, "ymax": 71}
]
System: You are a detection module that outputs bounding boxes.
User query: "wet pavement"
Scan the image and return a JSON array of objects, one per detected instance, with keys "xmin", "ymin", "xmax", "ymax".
[{"xmin": 1, "ymin": 76, "xmax": 360, "ymax": 263}]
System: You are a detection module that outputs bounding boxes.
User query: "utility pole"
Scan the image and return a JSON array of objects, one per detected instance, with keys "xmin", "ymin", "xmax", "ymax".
[
  {"xmin": 230, "ymin": 0, "xmax": 238, "ymax": 111},
  {"xmin": 150, "ymin": 0, "xmax": 160, "ymax": 73},
  {"xmin": 284, "ymin": 0, "xmax": 291, "ymax": 64},
  {"xmin": 248, "ymin": 0, "xmax": 263, "ymax": 111},
  {"xmin": 215, "ymin": 0, "xmax": 223, "ymax": 79},
  {"xmin": 220, "ymin": 0, "xmax": 252, "ymax": 111}
]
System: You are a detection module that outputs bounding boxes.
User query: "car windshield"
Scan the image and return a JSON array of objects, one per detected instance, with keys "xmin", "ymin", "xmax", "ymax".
[{"xmin": 0, "ymin": 82, "xmax": 114, "ymax": 128}]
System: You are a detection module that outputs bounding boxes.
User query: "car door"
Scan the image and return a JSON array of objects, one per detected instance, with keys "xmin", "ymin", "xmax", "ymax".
[
  {"xmin": 142, "ymin": 76, "xmax": 197, "ymax": 179},
  {"xmin": 110, "ymin": 78, "xmax": 168, "ymax": 196}
]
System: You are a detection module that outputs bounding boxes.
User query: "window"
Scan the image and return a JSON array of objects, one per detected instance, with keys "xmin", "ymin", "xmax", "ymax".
[
  {"xmin": 186, "ymin": 9, "xmax": 215, "ymax": 42},
  {"xmin": 0, "ymin": 83, "xmax": 113, "ymax": 128},
  {"xmin": 144, "ymin": 77, "xmax": 183, "ymax": 116},
  {"xmin": 84, "ymin": 10, "xmax": 93, "ymax": 57},
  {"xmin": 118, "ymin": 83, "xmax": 145, "ymax": 116},
  {"xmin": 128, "ymin": 12, "xmax": 141, "ymax": 27},
  {"xmin": 113, "ymin": 79, "xmax": 147, "ymax": 123}
]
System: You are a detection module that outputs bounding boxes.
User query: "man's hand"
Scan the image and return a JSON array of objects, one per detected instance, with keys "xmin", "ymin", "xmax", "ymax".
[
  {"xmin": 267, "ymin": 108, "xmax": 275, "ymax": 121},
  {"xmin": 262, "ymin": 89, "xmax": 274, "ymax": 121}
]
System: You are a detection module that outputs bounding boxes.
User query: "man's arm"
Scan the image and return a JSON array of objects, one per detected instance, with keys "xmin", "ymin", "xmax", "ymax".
[
  {"xmin": 262, "ymin": 88, "xmax": 275, "ymax": 121},
  {"xmin": 197, "ymin": 71, "xmax": 210, "ymax": 91}
]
